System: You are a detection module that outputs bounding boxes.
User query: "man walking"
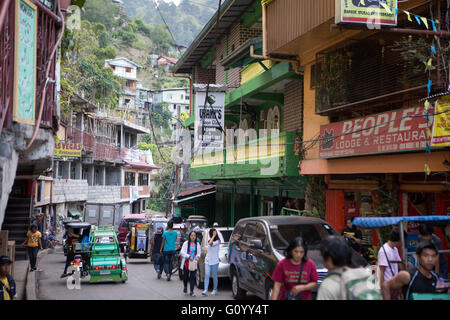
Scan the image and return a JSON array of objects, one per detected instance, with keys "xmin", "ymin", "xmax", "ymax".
[
  {"xmin": 381, "ymin": 240, "xmax": 439, "ymax": 300},
  {"xmin": 0, "ymin": 256, "xmax": 17, "ymax": 300},
  {"xmin": 377, "ymin": 228, "xmax": 404, "ymax": 299},
  {"xmin": 159, "ymin": 220, "xmax": 178, "ymax": 281}
]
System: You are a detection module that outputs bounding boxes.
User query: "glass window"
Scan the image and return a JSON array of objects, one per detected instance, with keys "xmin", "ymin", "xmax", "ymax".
[
  {"xmin": 270, "ymin": 224, "xmax": 327, "ymax": 251},
  {"xmin": 138, "ymin": 173, "xmax": 149, "ymax": 186},
  {"xmin": 95, "ymin": 236, "xmax": 114, "ymax": 244},
  {"xmin": 232, "ymin": 221, "xmax": 246, "ymax": 241},
  {"xmin": 218, "ymin": 230, "xmax": 233, "ymax": 243},
  {"xmin": 254, "ymin": 223, "xmax": 266, "ymax": 242},
  {"xmin": 242, "ymin": 224, "xmax": 256, "ymax": 243},
  {"xmin": 125, "ymin": 172, "xmax": 136, "ymax": 186}
]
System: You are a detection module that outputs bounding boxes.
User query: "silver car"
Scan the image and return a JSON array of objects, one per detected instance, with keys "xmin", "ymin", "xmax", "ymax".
[{"xmin": 195, "ymin": 227, "xmax": 234, "ymax": 289}]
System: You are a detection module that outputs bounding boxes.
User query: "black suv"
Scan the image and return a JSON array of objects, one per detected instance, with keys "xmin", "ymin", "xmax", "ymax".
[{"xmin": 228, "ymin": 216, "xmax": 367, "ymax": 300}]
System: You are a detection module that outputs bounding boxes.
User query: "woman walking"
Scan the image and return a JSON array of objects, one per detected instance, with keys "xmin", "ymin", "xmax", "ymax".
[
  {"xmin": 271, "ymin": 237, "xmax": 318, "ymax": 300},
  {"xmin": 181, "ymin": 231, "xmax": 201, "ymax": 296},
  {"xmin": 201, "ymin": 228, "xmax": 220, "ymax": 296},
  {"xmin": 21, "ymin": 224, "xmax": 43, "ymax": 272},
  {"xmin": 159, "ymin": 220, "xmax": 178, "ymax": 281}
]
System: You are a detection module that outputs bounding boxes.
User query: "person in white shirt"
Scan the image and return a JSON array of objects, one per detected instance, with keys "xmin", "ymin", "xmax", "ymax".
[
  {"xmin": 202, "ymin": 228, "xmax": 220, "ymax": 296},
  {"xmin": 181, "ymin": 231, "xmax": 201, "ymax": 296},
  {"xmin": 377, "ymin": 228, "xmax": 404, "ymax": 300}
]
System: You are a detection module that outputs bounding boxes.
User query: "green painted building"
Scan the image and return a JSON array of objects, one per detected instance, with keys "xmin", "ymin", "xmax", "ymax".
[{"xmin": 173, "ymin": 0, "xmax": 306, "ymax": 227}]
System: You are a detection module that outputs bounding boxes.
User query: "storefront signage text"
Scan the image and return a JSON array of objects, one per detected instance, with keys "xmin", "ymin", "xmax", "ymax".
[
  {"xmin": 335, "ymin": 0, "xmax": 398, "ymax": 26},
  {"xmin": 54, "ymin": 142, "xmax": 82, "ymax": 158}
]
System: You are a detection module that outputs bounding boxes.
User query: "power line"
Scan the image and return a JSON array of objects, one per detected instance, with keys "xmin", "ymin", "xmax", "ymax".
[{"xmin": 153, "ymin": 0, "xmax": 179, "ymax": 49}]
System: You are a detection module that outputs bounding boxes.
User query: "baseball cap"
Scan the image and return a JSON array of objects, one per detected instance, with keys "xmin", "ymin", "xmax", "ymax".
[{"xmin": 0, "ymin": 256, "xmax": 12, "ymax": 265}]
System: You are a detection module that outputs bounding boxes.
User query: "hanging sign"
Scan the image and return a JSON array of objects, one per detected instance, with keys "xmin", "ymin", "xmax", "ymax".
[
  {"xmin": 335, "ymin": 0, "xmax": 398, "ymax": 26},
  {"xmin": 319, "ymin": 106, "xmax": 433, "ymax": 159},
  {"xmin": 13, "ymin": 0, "xmax": 38, "ymax": 125},
  {"xmin": 431, "ymin": 96, "xmax": 450, "ymax": 147}
]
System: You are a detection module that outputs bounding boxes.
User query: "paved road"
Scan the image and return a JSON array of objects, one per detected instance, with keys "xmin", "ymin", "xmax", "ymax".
[{"xmin": 36, "ymin": 246, "xmax": 259, "ymax": 300}]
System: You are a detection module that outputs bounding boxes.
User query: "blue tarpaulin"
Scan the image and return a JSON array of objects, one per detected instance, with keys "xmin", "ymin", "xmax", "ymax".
[{"xmin": 352, "ymin": 216, "xmax": 450, "ymax": 228}]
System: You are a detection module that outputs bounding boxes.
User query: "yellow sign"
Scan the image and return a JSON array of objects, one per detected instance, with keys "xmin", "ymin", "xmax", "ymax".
[
  {"xmin": 335, "ymin": 0, "xmax": 398, "ymax": 26},
  {"xmin": 431, "ymin": 96, "xmax": 450, "ymax": 147},
  {"xmin": 54, "ymin": 142, "xmax": 82, "ymax": 158}
]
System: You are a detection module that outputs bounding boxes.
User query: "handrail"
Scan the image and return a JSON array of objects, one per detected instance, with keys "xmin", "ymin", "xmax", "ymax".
[{"xmin": 0, "ymin": 0, "xmax": 12, "ymax": 35}]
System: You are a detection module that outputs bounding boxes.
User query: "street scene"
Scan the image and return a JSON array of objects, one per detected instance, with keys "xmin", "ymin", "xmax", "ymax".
[{"xmin": 0, "ymin": 0, "xmax": 449, "ymax": 304}]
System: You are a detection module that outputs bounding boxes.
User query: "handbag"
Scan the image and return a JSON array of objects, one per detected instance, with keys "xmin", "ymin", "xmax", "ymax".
[
  {"xmin": 285, "ymin": 262, "xmax": 304, "ymax": 300},
  {"xmin": 188, "ymin": 260, "xmax": 197, "ymax": 271}
]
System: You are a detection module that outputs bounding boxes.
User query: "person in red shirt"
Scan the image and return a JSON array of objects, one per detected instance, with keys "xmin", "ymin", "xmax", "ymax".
[{"xmin": 271, "ymin": 237, "xmax": 318, "ymax": 300}]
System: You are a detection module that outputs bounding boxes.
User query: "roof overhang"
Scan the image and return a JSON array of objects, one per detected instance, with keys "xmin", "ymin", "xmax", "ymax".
[
  {"xmin": 173, "ymin": 0, "xmax": 256, "ymax": 74},
  {"xmin": 172, "ymin": 191, "xmax": 216, "ymax": 205},
  {"xmin": 221, "ymin": 37, "xmax": 262, "ymax": 70}
]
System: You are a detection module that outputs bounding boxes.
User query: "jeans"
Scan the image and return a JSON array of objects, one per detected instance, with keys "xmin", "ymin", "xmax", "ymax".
[
  {"xmin": 153, "ymin": 253, "xmax": 162, "ymax": 272},
  {"xmin": 64, "ymin": 252, "xmax": 75, "ymax": 274},
  {"xmin": 204, "ymin": 263, "xmax": 219, "ymax": 292},
  {"xmin": 183, "ymin": 268, "xmax": 196, "ymax": 293},
  {"xmin": 162, "ymin": 250, "xmax": 176, "ymax": 276},
  {"xmin": 28, "ymin": 246, "xmax": 39, "ymax": 269}
]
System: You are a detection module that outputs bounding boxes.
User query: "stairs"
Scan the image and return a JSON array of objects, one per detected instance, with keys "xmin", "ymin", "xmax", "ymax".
[{"xmin": 2, "ymin": 197, "xmax": 31, "ymax": 261}]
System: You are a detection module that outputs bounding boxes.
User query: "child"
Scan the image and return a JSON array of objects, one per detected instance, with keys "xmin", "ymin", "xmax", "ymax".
[{"xmin": 0, "ymin": 256, "xmax": 17, "ymax": 300}]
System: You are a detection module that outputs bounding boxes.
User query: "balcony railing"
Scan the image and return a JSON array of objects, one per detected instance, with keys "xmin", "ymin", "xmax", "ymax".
[{"xmin": 190, "ymin": 131, "xmax": 302, "ymax": 180}]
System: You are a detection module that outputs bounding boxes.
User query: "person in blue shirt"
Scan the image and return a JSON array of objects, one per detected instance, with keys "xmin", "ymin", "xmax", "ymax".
[{"xmin": 159, "ymin": 220, "xmax": 178, "ymax": 281}]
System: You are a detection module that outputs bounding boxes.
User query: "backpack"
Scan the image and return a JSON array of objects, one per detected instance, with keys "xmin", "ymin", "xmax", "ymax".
[{"xmin": 329, "ymin": 267, "xmax": 381, "ymax": 300}]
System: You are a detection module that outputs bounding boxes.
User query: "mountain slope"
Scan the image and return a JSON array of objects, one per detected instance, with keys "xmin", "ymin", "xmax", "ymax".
[{"xmin": 121, "ymin": 0, "xmax": 218, "ymax": 47}]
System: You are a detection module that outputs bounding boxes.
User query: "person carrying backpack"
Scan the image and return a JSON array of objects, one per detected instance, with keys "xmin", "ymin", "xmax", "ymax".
[
  {"xmin": 271, "ymin": 237, "xmax": 318, "ymax": 300},
  {"xmin": 318, "ymin": 236, "xmax": 381, "ymax": 300},
  {"xmin": 181, "ymin": 231, "xmax": 201, "ymax": 296},
  {"xmin": 150, "ymin": 226, "xmax": 164, "ymax": 275}
]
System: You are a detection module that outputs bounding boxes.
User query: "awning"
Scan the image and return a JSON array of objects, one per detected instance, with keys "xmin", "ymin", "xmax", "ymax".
[
  {"xmin": 352, "ymin": 216, "xmax": 450, "ymax": 228},
  {"xmin": 221, "ymin": 37, "xmax": 263, "ymax": 71},
  {"xmin": 124, "ymin": 160, "xmax": 160, "ymax": 170},
  {"xmin": 172, "ymin": 191, "xmax": 216, "ymax": 206}
]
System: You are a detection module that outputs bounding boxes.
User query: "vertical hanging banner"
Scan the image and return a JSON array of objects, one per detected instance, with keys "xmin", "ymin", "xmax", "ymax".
[
  {"xmin": 193, "ymin": 84, "xmax": 226, "ymax": 155},
  {"xmin": 13, "ymin": 0, "xmax": 37, "ymax": 125},
  {"xmin": 431, "ymin": 96, "xmax": 450, "ymax": 147},
  {"xmin": 335, "ymin": 0, "xmax": 398, "ymax": 26}
]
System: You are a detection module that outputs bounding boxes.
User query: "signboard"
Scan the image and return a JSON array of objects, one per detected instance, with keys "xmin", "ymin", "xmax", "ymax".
[
  {"xmin": 194, "ymin": 86, "xmax": 226, "ymax": 154},
  {"xmin": 335, "ymin": 0, "xmax": 397, "ymax": 26},
  {"xmin": 431, "ymin": 96, "xmax": 450, "ymax": 147},
  {"xmin": 319, "ymin": 106, "xmax": 433, "ymax": 159},
  {"xmin": 54, "ymin": 142, "xmax": 82, "ymax": 158},
  {"xmin": 13, "ymin": 0, "xmax": 38, "ymax": 125}
]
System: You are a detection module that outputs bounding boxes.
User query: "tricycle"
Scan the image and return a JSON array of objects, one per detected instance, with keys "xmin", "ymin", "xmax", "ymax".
[{"xmin": 123, "ymin": 222, "xmax": 151, "ymax": 263}]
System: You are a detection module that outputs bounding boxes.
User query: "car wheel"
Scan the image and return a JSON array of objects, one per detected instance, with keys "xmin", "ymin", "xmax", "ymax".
[
  {"xmin": 265, "ymin": 280, "xmax": 274, "ymax": 300},
  {"xmin": 231, "ymin": 269, "xmax": 246, "ymax": 300},
  {"xmin": 196, "ymin": 269, "xmax": 203, "ymax": 289}
]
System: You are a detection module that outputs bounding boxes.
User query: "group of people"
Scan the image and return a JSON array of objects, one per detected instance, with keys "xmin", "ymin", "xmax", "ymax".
[
  {"xmin": 270, "ymin": 217, "xmax": 449, "ymax": 300},
  {"xmin": 150, "ymin": 220, "xmax": 221, "ymax": 297}
]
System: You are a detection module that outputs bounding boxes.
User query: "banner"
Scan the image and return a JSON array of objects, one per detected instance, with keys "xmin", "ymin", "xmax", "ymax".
[
  {"xmin": 54, "ymin": 142, "xmax": 82, "ymax": 158},
  {"xmin": 335, "ymin": 0, "xmax": 398, "ymax": 26},
  {"xmin": 431, "ymin": 96, "xmax": 450, "ymax": 147},
  {"xmin": 319, "ymin": 106, "xmax": 433, "ymax": 159},
  {"xmin": 194, "ymin": 85, "xmax": 226, "ymax": 155},
  {"xmin": 13, "ymin": 0, "xmax": 37, "ymax": 125}
]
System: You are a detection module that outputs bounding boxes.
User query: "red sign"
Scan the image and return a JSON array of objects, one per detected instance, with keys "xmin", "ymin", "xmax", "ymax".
[{"xmin": 320, "ymin": 106, "xmax": 433, "ymax": 159}]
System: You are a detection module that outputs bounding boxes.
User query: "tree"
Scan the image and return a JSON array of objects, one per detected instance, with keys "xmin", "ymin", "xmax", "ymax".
[{"xmin": 81, "ymin": 0, "xmax": 121, "ymax": 31}]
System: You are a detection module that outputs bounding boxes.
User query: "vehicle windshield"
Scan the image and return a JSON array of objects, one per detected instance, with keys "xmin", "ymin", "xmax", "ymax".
[
  {"xmin": 270, "ymin": 223, "xmax": 338, "ymax": 251},
  {"xmin": 123, "ymin": 219, "xmax": 147, "ymax": 229},
  {"xmin": 94, "ymin": 236, "xmax": 115, "ymax": 244},
  {"xmin": 191, "ymin": 221, "xmax": 207, "ymax": 229},
  {"xmin": 218, "ymin": 230, "xmax": 232, "ymax": 243},
  {"xmin": 154, "ymin": 222, "xmax": 167, "ymax": 232}
]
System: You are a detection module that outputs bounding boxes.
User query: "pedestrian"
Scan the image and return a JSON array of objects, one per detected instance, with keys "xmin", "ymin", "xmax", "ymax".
[
  {"xmin": 381, "ymin": 240, "xmax": 439, "ymax": 300},
  {"xmin": 201, "ymin": 228, "xmax": 221, "ymax": 296},
  {"xmin": 418, "ymin": 224, "xmax": 448, "ymax": 279},
  {"xmin": 0, "ymin": 256, "xmax": 17, "ymax": 300},
  {"xmin": 317, "ymin": 236, "xmax": 352, "ymax": 300},
  {"xmin": 213, "ymin": 222, "xmax": 219, "ymax": 227},
  {"xmin": 60, "ymin": 228, "xmax": 81, "ymax": 278},
  {"xmin": 21, "ymin": 224, "xmax": 43, "ymax": 272},
  {"xmin": 341, "ymin": 216, "xmax": 363, "ymax": 253},
  {"xmin": 271, "ymin": 237, "xmax": 318, "ymax": 300},
  {"xmin": 159, "ymin": 220, "xmax": 178, "ymax": 281},
  {"xmin": 377, "ymin": 228, "xmax": 404, "ymax": 299},
  {"xmin": 150, "ymin": 226, "xmax": 164, "ymax": 275},
  {"xmin": 181, "ymin": 231, "xmax": 201, "ymax": 297}
]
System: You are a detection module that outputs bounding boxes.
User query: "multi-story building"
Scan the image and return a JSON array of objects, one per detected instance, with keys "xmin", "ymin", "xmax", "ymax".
[
  {"xmin": 105, "ymin": 57, "xmax": 152, "ymax": 128},
  {"xmin": 0, "ymin": 0, "xmax": 63, "ymax": 259},
  {"xmin": 261, "ymin": 0, "xmax": 449, "ymax": 247},
  {"xmin": 173, "ymin": 0, "xmax": 307, "ymax": 226}
]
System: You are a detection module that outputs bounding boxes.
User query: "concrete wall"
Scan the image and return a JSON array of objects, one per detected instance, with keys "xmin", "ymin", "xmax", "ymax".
[
  {"xmin": 87, "ymin": 186, "xmax": 122, "ymax": 204},
  {"xmin": 52, "ymin": 179, "xmax": 89, "ymax": 204}
]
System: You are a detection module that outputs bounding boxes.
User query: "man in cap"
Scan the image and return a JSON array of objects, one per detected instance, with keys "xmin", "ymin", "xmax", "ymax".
[{"xmin": 0, "ymin": 256, "xmax": 17, "ymax": 300}]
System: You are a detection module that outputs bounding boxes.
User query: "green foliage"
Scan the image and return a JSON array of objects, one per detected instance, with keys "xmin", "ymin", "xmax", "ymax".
[
  {"xmin": 81, "ymin": 0, "xmax": 121, "ymax": 30},
  {"xmin": 113, "ymin": 28, "xmax": 138, "ymax": 46}
]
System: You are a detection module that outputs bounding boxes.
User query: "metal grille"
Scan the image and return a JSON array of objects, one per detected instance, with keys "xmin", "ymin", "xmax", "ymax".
[
  {"xmin": 0, "ymin": 0, "xmax": 14, "ymax": 134},
  {"xmin": 315, "ymin": 33, "xmax": 439, "ymax": 113}
]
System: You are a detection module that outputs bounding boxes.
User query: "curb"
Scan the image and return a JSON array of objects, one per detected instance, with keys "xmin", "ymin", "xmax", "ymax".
[{"xmin": 24, "ymin": 248, "xmax": 51, "ymax": 300}]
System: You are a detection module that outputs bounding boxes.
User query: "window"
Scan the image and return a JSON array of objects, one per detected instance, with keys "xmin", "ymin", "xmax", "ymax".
[
  {"xmin": 126, "ymin": 67, "xmax": 132, "ymax": 73},
  {"xmin": 70, "ymin": 164, "xmax": 76, "ymax": 180},
  {"xmin": 218, "ymin": 230, "xmax": 233, "ymax": 243},
  {"xmin": 125, "ymin": 99, "xmax": 131, "ymax": 105},
  {"xmin": 270, "ymin": 224, "xmax": 332, "ymax": 251},
  {"xmin": 242, "ymin": 224, "xmax": 256, "ymax": 243},
  {"xmin": 126, "ymin": 80, "xmax": 131, "ymax": 88},
  {"xmin": 138, "ymin": 173, "xmax": 149, "ymax": 186},
  {"xmin": 125, "ymin": 172, "xmax": 136, "ymax": 186},
  {"xmin": 94, "ymin": 236, "xmax": 114, "ymax": 244},
  {"xmin": 180, "ymin": 94, "xmax": 183, "ymax": 100}
]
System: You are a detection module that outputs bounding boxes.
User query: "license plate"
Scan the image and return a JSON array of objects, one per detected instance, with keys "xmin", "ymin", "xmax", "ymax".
[{"xmin": 100, "ymin": 270, "xmax": 111, "ymax": 275}]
